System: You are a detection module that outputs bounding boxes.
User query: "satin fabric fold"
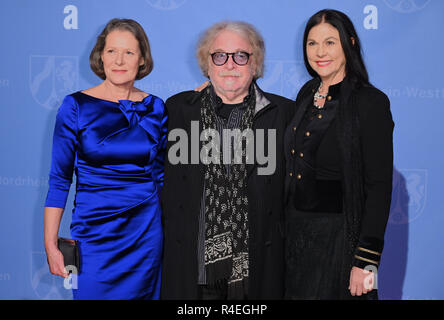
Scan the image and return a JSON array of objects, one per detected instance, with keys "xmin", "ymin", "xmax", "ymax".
[{"xmin": 46, "ymin": 91, "xmax": 167, "ymax": 299}]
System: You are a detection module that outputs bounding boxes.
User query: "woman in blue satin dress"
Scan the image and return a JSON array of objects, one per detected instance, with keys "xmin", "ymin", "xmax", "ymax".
[{"xmin": 44, "ymin": 18, "xmax": 167, "ymax": 300}]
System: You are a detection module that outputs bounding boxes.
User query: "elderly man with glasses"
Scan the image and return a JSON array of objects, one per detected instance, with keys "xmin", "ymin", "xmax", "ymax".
[{"xmin": 160, "ymin": 21, "xmax": 294, "ymax": 300}]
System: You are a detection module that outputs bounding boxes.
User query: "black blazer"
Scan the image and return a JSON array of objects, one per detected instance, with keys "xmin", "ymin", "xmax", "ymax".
[
  {"xmin": 285, "ymin": 78, "xmax": 394, "ymax": 267},
  {"xmin": 160, "ymin": 86, "xmax": 295, "ymax": 299}
]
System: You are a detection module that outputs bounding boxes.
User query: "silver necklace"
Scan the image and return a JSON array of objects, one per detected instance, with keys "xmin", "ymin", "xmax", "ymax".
[{"xmin": 313, "ymin": 82, "xmax": 328, "ymax": 109}]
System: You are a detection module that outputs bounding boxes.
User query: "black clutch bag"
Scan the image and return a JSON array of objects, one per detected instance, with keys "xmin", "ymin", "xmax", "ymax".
[{"xmin": 58, "ymin": 237, "xmax": 81, "ymax": 273}]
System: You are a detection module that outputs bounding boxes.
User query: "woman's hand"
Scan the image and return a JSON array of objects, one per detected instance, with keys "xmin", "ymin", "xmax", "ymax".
[
  {"xmin": 349, "ymin": 266, "xmax": 375, "ymax": 296},
  {"xmin": 44, "ymin": 207, "xmax": 68, "ymax": 278},
  {"xmin": 46, "ymin": 243, "xmax": 69, "ymax": 278},
  {"xmin": 194, "ymin": 81, "xmax": 210, "ymax": 92}
]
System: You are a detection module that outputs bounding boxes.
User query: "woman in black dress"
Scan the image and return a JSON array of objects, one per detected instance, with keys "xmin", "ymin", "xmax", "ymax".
[{"xmin": 284, "ymin": 9, "xmax": 394, "ymax": 299}]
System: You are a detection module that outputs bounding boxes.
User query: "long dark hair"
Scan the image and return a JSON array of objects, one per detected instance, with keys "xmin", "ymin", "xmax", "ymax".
[{"xmin": 303, "ymin": 9, "xmax": 370, "ymax": 87}]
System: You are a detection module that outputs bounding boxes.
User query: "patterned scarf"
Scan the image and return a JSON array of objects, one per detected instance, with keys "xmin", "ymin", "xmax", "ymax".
[{"xmin": 201, "ymin": 85, "xmax": 255, "ymax": 299}]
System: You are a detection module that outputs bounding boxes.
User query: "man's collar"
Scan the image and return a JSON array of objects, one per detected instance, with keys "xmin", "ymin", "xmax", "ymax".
[
  {"xmin": 208, "ymin": 82, "xmax": 255, "ymax": 107},
  {"xmin": 253, "ymin": 81, "xmax": 271, "ymax": 115},
  {"xmin": 187, "ymin": 80, "xmax": 271, "ymax": 115}
]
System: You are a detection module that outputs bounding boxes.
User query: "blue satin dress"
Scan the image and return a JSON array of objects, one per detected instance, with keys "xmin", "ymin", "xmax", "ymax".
[{"xmin": 45, "ymin": 91, "xmax": 167, "ymax": 300}]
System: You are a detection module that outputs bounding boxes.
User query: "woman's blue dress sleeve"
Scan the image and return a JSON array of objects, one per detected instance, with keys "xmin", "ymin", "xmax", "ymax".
[
  {"xmin": 45, "ymin": 95, "xmax": 78, "ymax": 208},
  {"xmin": 151, "ymin": 98, "xmax": 168, "ymax": 193}
]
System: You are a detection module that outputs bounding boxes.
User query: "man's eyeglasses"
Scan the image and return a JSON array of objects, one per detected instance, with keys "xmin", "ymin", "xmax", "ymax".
[{"xmin": 210, "ymin": 51, "xmax": 252, "ymax": 66}]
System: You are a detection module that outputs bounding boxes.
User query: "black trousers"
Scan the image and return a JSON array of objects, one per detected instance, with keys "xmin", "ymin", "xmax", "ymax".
[
  {"xmin": 197, "ymin": 280, "xmax": 249, "ymax": 300},
  {"xmin": 198, "ymin": 282, "xmax": 228, "ymax": 300}
]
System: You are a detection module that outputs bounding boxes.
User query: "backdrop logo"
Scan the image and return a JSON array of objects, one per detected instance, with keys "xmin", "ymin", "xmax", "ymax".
[
  {"xmin": 0, "ymin": 79, "xmax": 9, "ymax": 88},
  {"xmin": 29, "ymin": 55, "xmax": 78, "ymax": 110},
  {"xmin": 382, "ymin": 86, "xmax": 444, "ymax": 99},
  {"xmin": 145, "ymin": 0, "xmax": 187, "ymax": 10},
  {"xmin": 31, "ymin": 251, "xmax": 72, "ymax": 300},
  {"xmin": 259, "ymin": 60, "xmax": 310, "ymax": 100},
  {"xmin": 389, "ymin": 169, "xmax": 427, "ymax": 224},
  {"xmin": 383, "ymin": 0, "xmax": 431, "ymax": 13},
  {"xmin": 139, "ymin": 79, "xmax": 201, "ymax": 97}
]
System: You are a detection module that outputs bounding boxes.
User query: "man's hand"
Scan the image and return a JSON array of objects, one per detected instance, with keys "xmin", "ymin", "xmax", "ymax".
[{"xmin": 194, "ymin": 81, "xmax": 210, "ymax": 92}]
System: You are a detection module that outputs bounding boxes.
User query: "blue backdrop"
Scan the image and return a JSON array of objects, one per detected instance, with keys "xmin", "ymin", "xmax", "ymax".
[{"xmin": 0, "ymin": 0, "xmax": 443, "ymax": 300}]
